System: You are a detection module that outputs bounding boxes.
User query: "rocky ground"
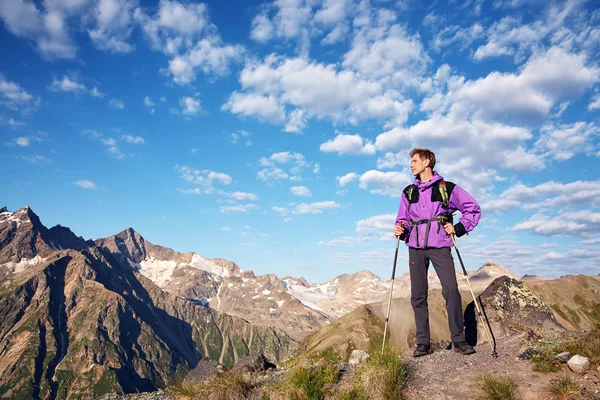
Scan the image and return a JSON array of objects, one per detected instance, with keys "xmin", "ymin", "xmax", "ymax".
[{"xmin": 403, "ymin": 335, "xmax": 599, "ymax": 400}]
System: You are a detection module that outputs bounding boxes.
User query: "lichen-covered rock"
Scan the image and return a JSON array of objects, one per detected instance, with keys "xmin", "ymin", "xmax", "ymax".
[{"xmin": 465, "ymin": 276, "xmax": 565, "ymax": 346}]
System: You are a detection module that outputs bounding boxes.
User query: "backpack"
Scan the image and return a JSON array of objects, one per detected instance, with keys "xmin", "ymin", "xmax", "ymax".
[{"xmin": 403, "ymin": 180, "xmax": 456, "ymax": 213}]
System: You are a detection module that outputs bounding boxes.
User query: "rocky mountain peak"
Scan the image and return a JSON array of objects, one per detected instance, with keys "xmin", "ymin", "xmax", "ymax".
[
  {"xmin": 352, "ymin": 269, "xmax": 382, "ymax": 281},
  {"xmin": 472, "ymin": 260, "xmax": 520, "ymax": 280},
  {"xmin": 0, "ymin": 206, "xmax": 7, "ymax": 213}
]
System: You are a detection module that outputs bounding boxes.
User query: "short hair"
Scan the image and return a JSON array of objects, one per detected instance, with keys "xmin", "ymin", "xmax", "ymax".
[{"xmin": 409, "ymin": 148, "xmax": 436, "ymax": 169}]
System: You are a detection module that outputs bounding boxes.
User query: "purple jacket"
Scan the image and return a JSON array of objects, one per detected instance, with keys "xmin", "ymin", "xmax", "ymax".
[{"xmin": 395, "ymin": 172, "xmax": 481, "ymax": 249}]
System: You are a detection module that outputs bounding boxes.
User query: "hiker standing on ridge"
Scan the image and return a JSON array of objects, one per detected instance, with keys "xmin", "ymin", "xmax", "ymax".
[{"xmin": 393, "ymin": 148, "xmax": 481, "ymax": 357}]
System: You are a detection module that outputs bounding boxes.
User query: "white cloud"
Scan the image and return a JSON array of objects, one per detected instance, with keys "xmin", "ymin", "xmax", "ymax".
[
  {"xmin": 342, "ymin": 16, "xmax": 430, "ymax": 89},
  {"xmin": 356, "ymin": 213, "xmax": 397, "ymax": 241},
  {"xmin": 49, "ymin": 76, "xmax": 87, "ymax": 93},
  {"xmin": 319, "ymin": 132, "xmax": 376, "ymax": 155},
  {"xmin": 175, "ymin": 165, "xmax": 232, "ymax": 186},
  {"xmin": 109, "ymin": 98, "xmax": 125, "ymax": 109},
  {"xmin": 73, "ymin": 180, "xmax": 97, "ymax": 189},
  {"xmin": 88, "ymin": 0, "xmax": 137, "ymax": 53},
  {"xmin": 144, "ymin": 96, "xmax": 155, "ymax": 107},
  {"xmin": 135, "ymin": 0, "xmax": 243, "ymax": 84},
  {"xmin": 272, "ymin": 206, "xmax": 289, "ymax": 216},
  {"xmin": 257, "ymin": 151, "xmax": 315, "ymax": 183},
  {"xmin": 180, "ymin": 96, "xmax": 201, "ymax": 115},
  {"xmin": 220, "ymin": 204, "xmax": 255, "ymax": 213},
  {"xmin": 376, "ymin": 151, "xmax": 409, "ymax": 169},
  {"xmin": 258, "ymin": 167, "xmax": 289, "ymax": 183},
  {"xmin": 222, "ymin": 226, "xmax": 231, "ymax": 231},
  {"xmin": 358, "ymin": 170, "xmax": 411, "ymax": 197},
  {"xmin": 318, "ymin": 237, "xmax": 357, "ymax": 247},
  {"xmin": 0, "ymin": 73, "xmax": 35, "ymax": 112},
  {"xmin": 590, "ymin": 95, "xmax": 600, "ymax": 111},
  {"xmin": 121, "ymin": 135, "xmax": 145, "ymax": 144},
  {"xmin": 229, "ymin": 130, "xmax": 252, "ymax": 145},
  {"xmin": 222, "ymin": 92, "xmax": 285, "ymax": 123},
  {"xmin": 250, "ymin": 11, "xmax": 274, "ymax": 42},
  {"xmin": 230, "ymin": 191, "xmax": 258, "ymax": 201},
  {"xmin": 16, "ymin": 155, "xmax": 51, "ymax": 164},
  {"xmin": 0, "ymin": 0, "xmax": 78, "ymax": 59},
  {"xmin": 290, "ymin": 186, "xmax": 312, "ymax": 196},
  {"xmin": 293, "ymin": 201, "xmax": 340, "ymax": 214},
  {"xmin": 534, "ymin": 121, "xmax": 598, "ymax": 161},
  {"xmin": 90, "ymin": 87, "xmax": 104, "ymax": 98},
  {"xmin": 337, "ymin": 172, "xmax": 358, "ymax": 187},
  {"xmin": 474, "ymin": 1, "xmax": 581, "ymax": 62},
  {"xmin": 7, "ymin": 118, "xmax": 26, "ymax": 128},
  {"xmin": 512, "ymin": 210, "xmax": 600, "ymax": 238},
  {"xmin": 225, "ymin": 55, "xmax": 413, "ymax": 130},
  {"xmin": 15, "ymin": 137, "xmax": 30, "ymax": 147},
  {"xmin": 166, "ymin": 38, "xmax": 244, "ymax": 84},
  {"xmin": 485, "ymin": 180, "xmax": 600, "ymax": 213}
]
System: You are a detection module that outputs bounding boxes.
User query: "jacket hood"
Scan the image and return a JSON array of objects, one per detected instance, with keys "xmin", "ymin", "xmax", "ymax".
[{"xmin": 414, "ymin": 171, "xmax": 443, "ymax": 190}]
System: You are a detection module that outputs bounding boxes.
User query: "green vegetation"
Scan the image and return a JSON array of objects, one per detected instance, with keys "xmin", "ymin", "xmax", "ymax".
[
  {"xmin": 171, "ymin": 372, "xmax": 252, "ymax": 400},
  {"xmin": 273, "ymin": 364, "xmax": 340, "ymax": 400},
  {"xmin": 353, "ymin": 348, "xmax": 410, "ymax": 400},
  {"xmin": 546, "ymin": 374, "xmax": 580, "ymax": 400},
  {"xmin": 478, "ymin": 374, "xmax": 519, "ymax": 400},
  {"xmin": 333, "ymin": 386, "xmax": 368, "ymax": 400},
  {"xmin": 531, "ymin": 324, "xmax": 600, "ymax": 373},
  {"xmin": 531, "ymin": 347, "xmax": 562, "ymax": 373},
  {"xmin": 556, "ymin": 325, "xmax": 600, "ymax": 365}
]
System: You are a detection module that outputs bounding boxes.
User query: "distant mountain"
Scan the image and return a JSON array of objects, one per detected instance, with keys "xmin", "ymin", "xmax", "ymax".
[{"xmin": 0, "ymin": 207, "xmax": 294, "ymax": 400}]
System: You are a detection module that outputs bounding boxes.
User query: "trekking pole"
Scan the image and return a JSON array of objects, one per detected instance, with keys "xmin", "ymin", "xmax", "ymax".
[
  {"xmin": 450, "ymin": 234, "xmax": 498, "ymax": 357},
  {"xmin": 382, "ymin": 234, "xmax": 401, "ymax": 354}
]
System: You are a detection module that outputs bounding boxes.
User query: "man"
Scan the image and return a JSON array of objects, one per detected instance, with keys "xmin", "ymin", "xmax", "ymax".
[{"xmin": 394, "ymin": 148, "xmax": 481, "ymax": 357}]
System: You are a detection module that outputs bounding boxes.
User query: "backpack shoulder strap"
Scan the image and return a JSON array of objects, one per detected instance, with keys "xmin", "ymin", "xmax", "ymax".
[
  {"xmin": 403, "ymin": 184, "xmax": 418, "ymax": 203},
  {"xmin": 437, "ymin": 180, "xmax": 456, "ymax": 209}
]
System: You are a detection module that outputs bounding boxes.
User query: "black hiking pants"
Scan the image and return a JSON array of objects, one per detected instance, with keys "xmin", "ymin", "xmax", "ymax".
[{"xmin": 409, "ymin": 247, "xmax": 465, "ymax": 345}]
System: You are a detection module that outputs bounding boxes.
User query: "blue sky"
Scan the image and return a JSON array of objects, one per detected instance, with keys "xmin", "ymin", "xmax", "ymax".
[{"xmin": 1, "ymin": 0, "xmax": 599, "ymax": 283}]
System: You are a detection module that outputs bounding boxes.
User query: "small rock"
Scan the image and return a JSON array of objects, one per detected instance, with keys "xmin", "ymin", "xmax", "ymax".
[
  {"xmin": 518, "ymin": 348, "xmax": 538, "ymax": 360},
  {"xmin": 349, "ymin": 350, "xmax": 370, "ymax": 366},
  {"xmin": 230, "ymin": 353, "xmax": 276, "ymax": 374},
  {"xmin": 183, "ymin": 357, "xmax": 226, "ymax": 385},
  {"xmin": 555, "ymin": 352, "xmax": 571, "ymax": 363},
  {"xmin": 567, "ymin": 355, "xmax": 591, "ymax": 374}
]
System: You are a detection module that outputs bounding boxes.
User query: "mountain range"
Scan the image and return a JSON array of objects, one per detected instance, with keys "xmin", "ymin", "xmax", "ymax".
[{"xmin": 1, "ymin": 205, "xmax": 594, "ymax": 399}]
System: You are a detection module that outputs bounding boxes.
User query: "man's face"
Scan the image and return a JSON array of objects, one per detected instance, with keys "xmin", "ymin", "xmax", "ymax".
[{"xmin": 410, "ymin": 154, "xmax": 428, "ymax": 176}]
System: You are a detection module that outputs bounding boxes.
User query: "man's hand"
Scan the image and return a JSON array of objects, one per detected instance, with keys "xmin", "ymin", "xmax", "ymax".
[
  {"xmin": 444, "ymin": 222, "xmax": 455, "ymax": 236},
  {"xmin": 394, "ymin": 223, "xmax": 404, "ymax": 237}
]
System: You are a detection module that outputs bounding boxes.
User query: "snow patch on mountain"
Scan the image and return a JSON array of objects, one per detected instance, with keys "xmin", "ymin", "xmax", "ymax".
[
  {"xmin": 138, "ymin": 257, "xmax": 178, "ymax": 287},
  {"xmin": 2, "ymin": 255, "xmax": 45, "ymax": 273},
  {"xmin": 188, "ymin": 254, "xmax": 227, "ymax": 277}
]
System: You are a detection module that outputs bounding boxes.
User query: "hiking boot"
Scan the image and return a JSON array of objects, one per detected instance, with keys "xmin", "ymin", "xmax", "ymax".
[
  {"xmin": 413, "ymin": 344, "xmax": 432, "ymax": 357},
  {"xmin": 453, "ymin": 341, "xmax": 476, "ymax": 355}
]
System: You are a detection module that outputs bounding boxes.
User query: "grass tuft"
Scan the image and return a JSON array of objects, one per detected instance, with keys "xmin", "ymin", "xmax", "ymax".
[
  {"xmin": 479, "ymin": 373, "xmax": 519, "ymax": 400},
  {"xmin": 170, "ymin": 372, "xmax": 252, "ymax": 400},
  {"xmin": 546, "ymin": 374, "xmax": 580, "ymax": 400},
  {"xmin": 354, "ymin": 349, "xmax": 410, "ymax": 400},
  {"xmin": 272, "ymin": 364, "xmax": 340, "ymax": 400}
]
